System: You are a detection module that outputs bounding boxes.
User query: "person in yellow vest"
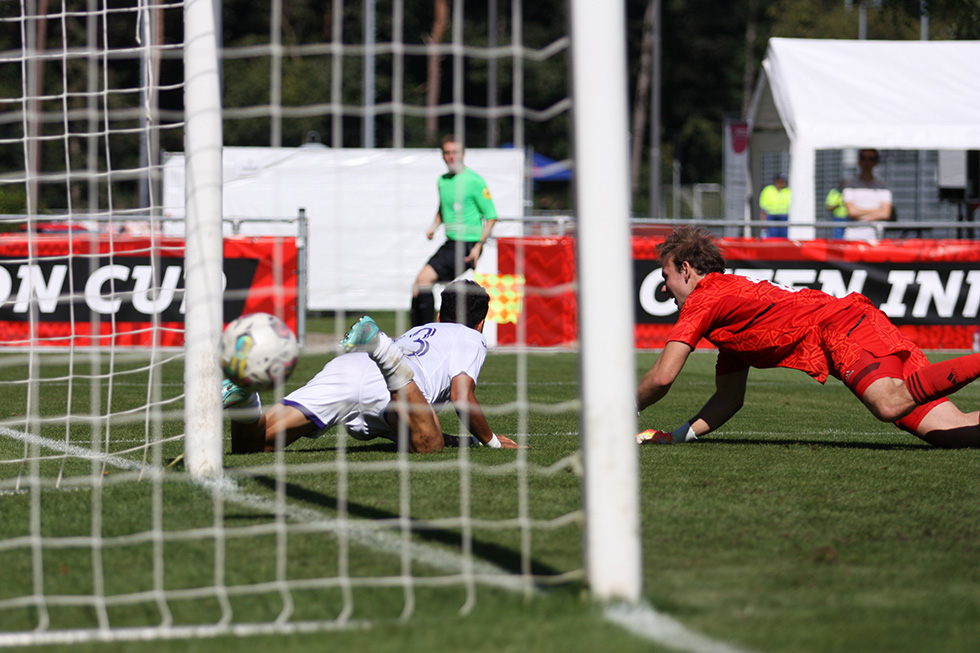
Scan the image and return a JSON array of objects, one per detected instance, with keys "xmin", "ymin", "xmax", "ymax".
[
  {"xmin": 759, "ymin": 172, "xmax": 790, "ymax": 238},
  {"xmin": 824, "ymin": 179, "xmax": 849, "ymax": 239}
]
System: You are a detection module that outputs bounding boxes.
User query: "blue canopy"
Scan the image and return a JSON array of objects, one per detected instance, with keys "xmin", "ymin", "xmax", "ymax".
[{"xmin": 501, "ymin": 144, "xmax": 572, "ymax": 181}]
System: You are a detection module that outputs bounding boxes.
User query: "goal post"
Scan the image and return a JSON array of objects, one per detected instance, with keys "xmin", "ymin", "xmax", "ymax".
[
  {"xmin": 182, "ymin": 0, "xmax": 225, "ymax": 480},
  {"xmin": 569, "ymin": 0, "xmax": 642, "ymax": 602}
]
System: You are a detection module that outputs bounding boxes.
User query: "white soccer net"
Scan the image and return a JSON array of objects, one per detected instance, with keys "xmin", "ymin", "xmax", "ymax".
[{"xmin": 0, "ymin": 0, "xmax": 636, "ymax": 645}]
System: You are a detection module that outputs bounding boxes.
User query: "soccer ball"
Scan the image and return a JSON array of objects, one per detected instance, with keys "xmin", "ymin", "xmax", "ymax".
[{"xmin": 220, "ymin": 313, "xmax": 299, "ymax": 392}]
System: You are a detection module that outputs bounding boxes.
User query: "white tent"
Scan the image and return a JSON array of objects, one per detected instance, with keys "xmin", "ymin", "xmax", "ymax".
[
  {"xmin": 162, "ymin": 146, "xmax": 524, "ymax": 312},
  {"xmin": 747, "ymin": 38, "xmax": 980, "ymax": 238}
]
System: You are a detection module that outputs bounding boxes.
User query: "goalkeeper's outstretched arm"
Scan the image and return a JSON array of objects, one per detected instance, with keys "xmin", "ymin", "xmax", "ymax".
[
  {"xmin": 636, "ymin": 341, "xmax": 694, "ymax": 410},
  {"xmin": 637, "ymin": 349, "xmax": 747, "ymax": 444},
  {"xmin": 682, "ymin": 368, "xmax": 749, "ymax": 438}
]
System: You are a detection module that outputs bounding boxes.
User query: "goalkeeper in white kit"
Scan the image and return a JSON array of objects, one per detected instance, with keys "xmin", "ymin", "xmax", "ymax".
[{"xmin": 224, "ymin": 279, "xmax": 518, "ymax": 454}]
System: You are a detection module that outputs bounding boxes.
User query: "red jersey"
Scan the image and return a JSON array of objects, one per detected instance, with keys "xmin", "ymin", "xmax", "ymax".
[{"xmin": 667, "ymin": 272, "xmax": 875, "ymax": 383}]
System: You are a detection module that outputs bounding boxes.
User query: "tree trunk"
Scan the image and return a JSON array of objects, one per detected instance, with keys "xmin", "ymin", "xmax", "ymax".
[
  {"xmin": 741, "ymin": 0, "xmax": 757, "ymax": 118},
  {"xmin": 426, "ymin": 0, "xmax": 449, "ymax": 143},
  {"xmin": 27, "ymin": 0, "xmax": 50, "ymax": 211},
  {"xmin": 630, "ymin": 1, "xmax": 655, "ymax": 197}
]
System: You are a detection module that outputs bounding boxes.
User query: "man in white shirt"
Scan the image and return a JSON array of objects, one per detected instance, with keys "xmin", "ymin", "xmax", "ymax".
[
  {"xmin": 842, "ymin": 148, "xmax": 893, "ymax": 242},
  {"xmin": 225, "ymin": 280, "xmax": 517, "ymax": 453}
]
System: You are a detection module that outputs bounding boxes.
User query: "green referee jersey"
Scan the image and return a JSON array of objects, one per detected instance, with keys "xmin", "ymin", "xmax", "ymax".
[{"xmin": 438, "ymin": 167, "xmax": 497, "ymax": 241}]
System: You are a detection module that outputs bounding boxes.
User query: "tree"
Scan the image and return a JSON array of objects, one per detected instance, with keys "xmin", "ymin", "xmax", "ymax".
[
  {"xmin": 630, "ymin": 1, "xmax": 656, "ymax": 197},
  {"xmin": 425, "ymin": 0, "xmax": 449, "ymax": 143}
]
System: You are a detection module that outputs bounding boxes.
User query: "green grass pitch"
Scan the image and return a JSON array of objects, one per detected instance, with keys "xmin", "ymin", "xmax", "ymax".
[{"xmin": 1, "ymin": 323, "xmax": 979, "ymax": 652}]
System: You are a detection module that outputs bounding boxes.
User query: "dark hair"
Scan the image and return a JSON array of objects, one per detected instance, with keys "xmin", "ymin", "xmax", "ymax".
[
  {"xmin": 439, "ymin": 280, "xmax": 489, "ymax": 328},
  {"xmin": 859, "ymin": 148, "xmax": 879, "ymax": 162},
  {"xmin": 656, "ymin": 226, "xmax": 726, "ymax": 275}
]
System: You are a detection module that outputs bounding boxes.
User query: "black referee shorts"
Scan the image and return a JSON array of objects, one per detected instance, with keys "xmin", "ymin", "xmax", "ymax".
[{"xmin": 426, "ymin": 239, "xmax": 480, "ymax": 281}]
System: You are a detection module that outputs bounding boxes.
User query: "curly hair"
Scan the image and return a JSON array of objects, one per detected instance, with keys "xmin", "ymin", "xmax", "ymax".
[
  {"xmin": 656, "ymin": 226, "xmax": 726, "ymax": 275},
  {"xmin": 439, "ymin": 280, "xmax": 489, "ymax": 328}
]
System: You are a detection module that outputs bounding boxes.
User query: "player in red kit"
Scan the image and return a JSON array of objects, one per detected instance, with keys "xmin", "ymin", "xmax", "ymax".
[{"xmin": 636, "ymin": 226, "xmax": 980, "ymax": 448}]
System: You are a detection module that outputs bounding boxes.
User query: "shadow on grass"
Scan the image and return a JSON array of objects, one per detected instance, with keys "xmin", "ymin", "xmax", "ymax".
[
  {"xmin": 705, "ymin": 437, "xmax": 929, "ymax": 451},
  {"xmin": 244, "ymin": 474, "xmax": 564, "ymax": 580},
  {"xmin": 285, "ymin": 435, "xmax": 483, "ymax": 454},
  {"xmin": 283, "ymin": 442, "xmax": 395, "ymax": 454}
]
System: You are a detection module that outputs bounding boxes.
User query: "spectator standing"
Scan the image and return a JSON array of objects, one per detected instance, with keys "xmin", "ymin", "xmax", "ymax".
[
  {"xmin": 842, "ymin": 149, "xmax": 892, "ymax": 243},
  {"xmin": 759, "ymin": 173, "xmax": 790, "ymax": 239},
  {"xmin": 824, "ymin": 179, "xmax": 849, "ymax": 239}
]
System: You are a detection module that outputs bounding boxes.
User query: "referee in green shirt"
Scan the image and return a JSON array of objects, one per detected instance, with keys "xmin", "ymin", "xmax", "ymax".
[{"xmin": 411, "ymin": 135, "xmax": 498, "ymax": 326}]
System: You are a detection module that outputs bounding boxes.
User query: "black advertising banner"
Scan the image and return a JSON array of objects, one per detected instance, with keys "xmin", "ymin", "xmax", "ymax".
[{"xmin": 0, "ymin": 236, "xmax": 296, "ymax": 347}]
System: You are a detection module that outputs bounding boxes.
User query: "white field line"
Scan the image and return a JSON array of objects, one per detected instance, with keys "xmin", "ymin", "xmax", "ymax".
[
  {"xmin": 0, "ymin": 426, "xmax": 517, "ymax": 585},
  {"xmin": 1, "ymin": 426, "xmax": 755, "ymax": 653},
  {"xmin": 605, "ymin": 601, "xmax": 758, "ymax": 653}
]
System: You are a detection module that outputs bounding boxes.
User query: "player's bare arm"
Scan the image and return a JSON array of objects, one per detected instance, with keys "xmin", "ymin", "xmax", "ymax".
[
  {"xmin": 685, "ymin": 368, "xmax": 749, "ymax": 437},
  {"xmin": 637, "ymin": 368, "xmax": 747, "ymax": 446},
  {"xmin": 845, "ymin": 200, "xmax": 892, "ymax": 222},
  {"xmin": 449, "ymin": 372, "xmax": 518, "ymax": 448},
  {"xmin": 426, "ymin": 208, "xmax": 443, "ymax": 239},
  {"xmin": 464, "ymin": 218, "xmax": 497, "ymax": 264},
  {"xmin": 636, "ymin": 340, "xmax": 694, "ymax": 411}
]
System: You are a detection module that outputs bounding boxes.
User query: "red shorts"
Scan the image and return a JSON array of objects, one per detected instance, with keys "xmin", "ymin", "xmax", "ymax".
[{"xmin": 822, "ymin": 302, "xmax": 946, "ymax": 433}]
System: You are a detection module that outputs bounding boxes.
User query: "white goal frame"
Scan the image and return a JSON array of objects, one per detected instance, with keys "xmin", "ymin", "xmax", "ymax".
[
  {"xmin": 181, "ymin": 0, "xmax": 225, "ymax": 480},
  {"xmin": 570, "ymin": 0, "xmax": 642, "ymax": 602}
]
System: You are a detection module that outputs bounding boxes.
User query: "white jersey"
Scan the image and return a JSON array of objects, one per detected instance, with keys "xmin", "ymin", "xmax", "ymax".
[
  {"xmin": 395, "ymin": 322, "xmax": 487, "ymax": 405},
  {"xmin": 281, "ymin": 322, "xmax": 487, "ymax": 441},
  {"xmin": 842, "ymin": 175, "xmax": 892, "ymax": 242}
]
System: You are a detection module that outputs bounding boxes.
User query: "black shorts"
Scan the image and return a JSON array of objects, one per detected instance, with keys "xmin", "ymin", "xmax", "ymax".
[{"xmin": 426, "ymin": 239, "xmax": 479, "ymax": 281}]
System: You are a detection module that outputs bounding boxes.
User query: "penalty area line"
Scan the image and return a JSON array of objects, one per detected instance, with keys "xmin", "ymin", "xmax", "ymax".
[
  {"xmin": 0, "ymin": 427, "xmax": 746, "ymax": 651},
  {"xmin": 604, "ymin": 601, "xmax": 758, "ymax": 653},
  {"xmin": 0, "ymin": 426, "xmax": 147, "ymax": 472},
  {"xmin": 0, "ymin": 425, "xmax": 523, "ymax": 589}
]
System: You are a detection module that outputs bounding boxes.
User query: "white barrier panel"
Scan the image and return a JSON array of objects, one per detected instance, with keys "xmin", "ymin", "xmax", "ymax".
[{"xmin": 162, "ymin": 146, "xmax": 525, "ymax": 312}]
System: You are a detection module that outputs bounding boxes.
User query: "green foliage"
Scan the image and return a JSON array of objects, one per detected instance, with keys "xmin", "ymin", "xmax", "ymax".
[
  {"xmin": 652, "ymin": 0, "xmax": 759, "ymax": 184},
  {"xmin": 768, "ymin": 0, "xmax": 856, "ymax": 37},
  {"xmin": 0, "ymin": 185, "xmax": 27, "ymax": 230},
  {"xmin": 633, "ymin": 0, "xmax": 980, "ymax": 190},
  {"xmin": 9, "ymin": 0, "xmax": 980, "ymax": 211},
  {"xmin": 770, "ymin": 0, "xmax": 980, "ymax": 42}
]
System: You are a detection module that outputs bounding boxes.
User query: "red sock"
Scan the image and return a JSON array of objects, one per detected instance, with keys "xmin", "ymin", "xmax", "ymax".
[{"xmin": 906, "ymin": 353, "xmax": 980, "ymax": 405}]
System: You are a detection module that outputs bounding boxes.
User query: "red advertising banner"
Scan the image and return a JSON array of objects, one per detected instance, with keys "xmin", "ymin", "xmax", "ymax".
[
  {"xmin": 0, "ymin": 235, "xmax": 297, "ymax": 348},
  {"xmin": 496, "ymin": 237, "xmax": 578, "ymax": 347},
  {"xmin": 498, "ymin": 236, "xmax": 980, "ymax": 350}
]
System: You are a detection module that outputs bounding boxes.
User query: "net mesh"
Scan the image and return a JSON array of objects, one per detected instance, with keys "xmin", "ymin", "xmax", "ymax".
[{"xmin": 0, "ymin": 0, "xmax": 581, "ymax": 645}]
